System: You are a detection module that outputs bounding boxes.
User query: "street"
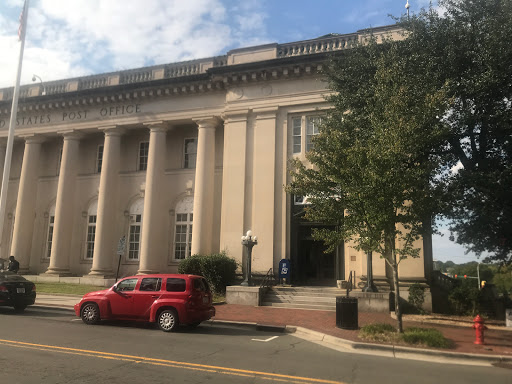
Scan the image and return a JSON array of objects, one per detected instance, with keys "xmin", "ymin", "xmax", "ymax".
[{"xmin": 0, "ymin": 307, "xmax": 510, "ymax": 384}]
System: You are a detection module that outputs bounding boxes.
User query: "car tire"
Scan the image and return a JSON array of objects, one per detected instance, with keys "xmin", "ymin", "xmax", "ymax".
[
  {"xmin": 158, "ymin": 309, "xmax": 179, "ymax": 332},
  {"xmin": 81, "ymin": 303, "xmax": 100, "ymax": 325},
  {"xmin": 13, "ymin": 304, "xmax": 26, "ymax": 313}
]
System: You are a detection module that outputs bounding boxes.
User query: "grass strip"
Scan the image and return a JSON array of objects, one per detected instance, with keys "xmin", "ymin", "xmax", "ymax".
[{"xmin": 359, "ymin": 323, "xmax": 453, "ymax": 349}]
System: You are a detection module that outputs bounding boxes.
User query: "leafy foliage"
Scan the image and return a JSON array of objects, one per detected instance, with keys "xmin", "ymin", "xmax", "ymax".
[
  {"xmin": 448, "ymin": 279, "xmax": 482, "ymax": 315},
  {"xmin": 288, "ymin": 31, "xmax": 446, "ymax": 333},
  {"xmin": 407, "ymin": 283, "xmax": 426, "ymax": 314},
  {"xmin": 178, "ymin": 252, "xmax": 238, "ymax": 294},
  {"xmin": 359, "ymin": 323, "xmax": 452, "ymax": 348},
  {"xmin": 397, "ymin": 0, "xmax": 512, "ymax": 264}
]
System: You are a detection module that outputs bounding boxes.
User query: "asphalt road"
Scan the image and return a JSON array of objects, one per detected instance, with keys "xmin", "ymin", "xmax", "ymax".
[{"xmin": 0, "ymin": 306, "xmax": 510, "ymax": 384}]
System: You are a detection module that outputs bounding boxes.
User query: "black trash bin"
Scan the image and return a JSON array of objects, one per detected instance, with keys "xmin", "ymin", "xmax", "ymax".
[{"xmin": 336, "ymin": 296, "xmax": 358, "ymax": 329}]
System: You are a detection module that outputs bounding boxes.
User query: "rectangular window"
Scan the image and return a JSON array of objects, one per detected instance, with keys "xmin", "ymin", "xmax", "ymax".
[
  {"xmin": 140, "ymin": 277, "xmax": 162, "ymax": 291},
  {"xmin": 174, "ymin": 213, "xmax": 192, "ymax": 260},
  {"xmin": 184, "ymin": 138, "xmax": 197, "ymax": 169},
  {"xmin": 46, "ymin": 216, "xmax": 55, "ymax": 258},
  {"xmin": 85, "ymin": 215, "xmax": 97, "ymax": 259},
  {"xmin": 128, "ymin": 214, "xmax": 142, "ymax": 260},
  {"xmin": 96, "ymin": 145, "xmax": 104, "ymax": 173},
  {"xmin": 306, "ymin": 116, "xmax": 322, "ymax": 152},
  {"xmin": 138, "ymin": 141, "xmax": 149, "ymax": 171},
  {"xmin": 292, "ymin": 117, "xmax": 302, "ymax": 154},
  {"xmin": 166, "ymin": 278, "xmax": 186, "ymax": 292}
]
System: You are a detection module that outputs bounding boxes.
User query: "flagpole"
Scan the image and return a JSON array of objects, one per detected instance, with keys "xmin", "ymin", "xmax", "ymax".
[{"xmin": 0, "ymin": 0, "xmax": 30, "ymax": 256}]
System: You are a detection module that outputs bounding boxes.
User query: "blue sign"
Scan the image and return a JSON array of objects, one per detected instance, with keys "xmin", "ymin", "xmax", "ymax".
[{"xmin": 279, "ymin": 259, "xmax": 290, "ymax": 279}]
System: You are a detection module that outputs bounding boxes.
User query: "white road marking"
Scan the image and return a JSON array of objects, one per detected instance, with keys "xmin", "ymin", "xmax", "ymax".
[
  {"xmin": 251, "ymin": 336, "xmax": 279, "ymax": 342},
  {"xmin": 71, "ymin": 319, "xmax": 82, "ymax": 321}
]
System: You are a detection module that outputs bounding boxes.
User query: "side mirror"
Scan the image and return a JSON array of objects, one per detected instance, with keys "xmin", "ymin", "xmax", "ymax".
[{"xmin": 112, "ymin": 285, "xmax": 118, "ymax": 292}]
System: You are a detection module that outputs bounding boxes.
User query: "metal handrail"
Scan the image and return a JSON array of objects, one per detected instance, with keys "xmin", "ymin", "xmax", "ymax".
[{"xmin": 260, "ymin": 268, "xmax": 275, "ymax": 288}]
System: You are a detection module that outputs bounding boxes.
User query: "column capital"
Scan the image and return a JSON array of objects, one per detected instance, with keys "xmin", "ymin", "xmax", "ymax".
[
  {"xmin": 19, "ymin": 134, "xmax": 46, "ymax": 144},
  {"xmin": 193, "ymin": 116, "xmax": 222, "ymax": 130},
  {"xmin": 143, "ymin": 121, "xmax": 169, "ymax": 132},
  {"xmin": 221, "ymin": 109, "xmax": 249, "ymax": 124},
  {"xmin": 253, "ymin": 106, "xmax": 279, "ymax": 120},
  {"xmin": 58, "ymin": 130, "xmax": 83, "ymax": 141},
  {"xmin": 98, "ymin": 125, "xmax": 126, "ymax": 136}
]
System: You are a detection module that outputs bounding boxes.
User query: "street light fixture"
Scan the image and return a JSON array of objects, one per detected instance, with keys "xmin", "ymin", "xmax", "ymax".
[
  {"xmin": 362, "ymin": 251, "xmax": 377, "ymax": 292},
  {"xmin": 241, "ymin": 230, "xmax": 257, "ymax": 286},
  {"xmin": 32, "ymin": 74, "xmax": 46, "ymax": 95}
]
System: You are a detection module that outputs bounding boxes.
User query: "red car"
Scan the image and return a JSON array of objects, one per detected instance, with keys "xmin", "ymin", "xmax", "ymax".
[{"xmin": 74, "ymin": 274, "xmax": 215, "ymax": 332}]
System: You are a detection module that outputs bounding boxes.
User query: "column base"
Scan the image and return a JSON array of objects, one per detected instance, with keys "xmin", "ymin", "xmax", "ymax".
[
  {"xmin": 137, "ymin": 269, "xmax": 160, "ymax": 275},
  {"xmin": 88, "ymin": 269, "xmax": 114, "ymax": 278},
  {"xmin": 44, "ymin": 267, "xmax": 72, "ymax": 277}
]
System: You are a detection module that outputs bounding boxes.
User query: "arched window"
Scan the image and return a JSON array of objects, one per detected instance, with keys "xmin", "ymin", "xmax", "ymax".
[
  {"xmin": 46, "ymin": 204, "xmax": 56, "ymax": 259},
  {"xmin": 174, "ymin": 197, "xmax": 193, "ymax": 260},
  {"xmin": 85, "ymin": 200, "xmax": 98, "ymax": 260},
  {"xmin": 128, "ymin": 198, "xmax": 144, "ymax": 260}
]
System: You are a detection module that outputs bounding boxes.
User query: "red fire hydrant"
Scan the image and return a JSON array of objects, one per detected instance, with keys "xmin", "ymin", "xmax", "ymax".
[{"xmin": 472, "ymin": 315, "xmax": 487, "ymax": 345}]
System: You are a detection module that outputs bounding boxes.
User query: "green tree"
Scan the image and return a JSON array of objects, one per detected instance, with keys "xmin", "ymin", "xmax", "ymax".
[
  {"xmin": 287, "ymin": 37, "xmax": 446, "ymax": 333},
  {"xmin": 397, "ymin": 0, "xmax": 512, "ymax": 265}
]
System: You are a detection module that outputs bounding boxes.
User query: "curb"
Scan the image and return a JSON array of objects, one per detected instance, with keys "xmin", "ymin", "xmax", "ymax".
[{"xmin": 290, "ymin": 326, "xmax": 512, "ymax": 366}]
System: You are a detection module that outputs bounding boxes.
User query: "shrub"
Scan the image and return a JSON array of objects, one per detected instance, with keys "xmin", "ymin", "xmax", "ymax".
[
  {"xmin": 359, "ymin": 323, "xmax": 452, "ymax": 349},
  {"xmin": 402, "ymin": 328, "xmax": 451, "ymax": 349},
  {"xmin": 448, "ymin": 279, "xmax": 482, "ymax": 316},
  {"xmin": 407, "ymin": 283, "xmax": 426, "ymax": 314},
  {"xmin": 178, "ymin": 251, "xmax": 238, "ymax": 294}
]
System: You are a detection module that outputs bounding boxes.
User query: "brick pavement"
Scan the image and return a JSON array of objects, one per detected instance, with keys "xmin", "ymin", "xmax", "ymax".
[{"xmin": 213, "ymin": 304, "xmax": 512, "ymax": 357}]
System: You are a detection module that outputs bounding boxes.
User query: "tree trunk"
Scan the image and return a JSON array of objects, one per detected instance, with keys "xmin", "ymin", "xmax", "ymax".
[{"xmin": 392, "ymin": 246, "xmax": 403, "ymax": 333}]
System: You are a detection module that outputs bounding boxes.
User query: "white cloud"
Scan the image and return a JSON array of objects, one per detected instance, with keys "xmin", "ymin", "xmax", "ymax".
[{"xmin": 0, "ymin": 0, "xmax": 270, "ymax": 87}]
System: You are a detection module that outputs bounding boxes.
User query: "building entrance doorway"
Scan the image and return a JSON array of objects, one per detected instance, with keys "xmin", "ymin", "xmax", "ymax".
[{"xmin": 292, "ymin": 225, "xmax": 337, "ymax": 286}]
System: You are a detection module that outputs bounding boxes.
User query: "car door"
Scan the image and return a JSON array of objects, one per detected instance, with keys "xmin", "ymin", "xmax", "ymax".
[
  {"xmin": 107, "ymin": 278, "xmax": 138, "ymax": 318},
  {"xmin": 132, "ymin": 277, "xmax": 162, "ymax": 319}
]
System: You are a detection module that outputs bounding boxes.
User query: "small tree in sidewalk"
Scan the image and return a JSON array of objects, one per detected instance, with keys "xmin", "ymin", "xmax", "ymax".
[{"xmin": 287, "ymin": 37, "xmax": 446, "ymax": 333}]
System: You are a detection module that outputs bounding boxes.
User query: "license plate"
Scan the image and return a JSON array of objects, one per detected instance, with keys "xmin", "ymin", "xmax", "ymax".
[{"xmin": 16, "ymin": 288, "xmax": 25, "ymax": 294}]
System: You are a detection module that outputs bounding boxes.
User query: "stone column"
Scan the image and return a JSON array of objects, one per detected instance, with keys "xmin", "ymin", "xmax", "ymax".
[
  {"xmin": 89, "ymin": 127, "xmax": 123, "ymax": 276},
  {"xmin": 219, "ymin": 110, "xmax": 248, "ymax": 262},
  {"xmin": 138, "ymin": 122, "xmax": 168, "ymax": 274},
  {"xmin": 251, "ymin": 107, "xmax": 278, "ymax": 272},
  {"xmin": 191, "ymin": 117, "xmax": 219, "ymax": 256},
  {"xmin": 11, "ymin": 135, "xmax": 44, "ymax": 273},
  {"xmin": 46, "ymin": 132, "xmax": 81, "ymax": 275}
]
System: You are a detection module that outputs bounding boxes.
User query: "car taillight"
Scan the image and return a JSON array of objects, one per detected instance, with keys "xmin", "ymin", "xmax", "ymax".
[
  {"xmin": 31, "ymin": 284, "xmax": 36, "ymax": 292},
  {"xmin": 0, "ymin": 285, "xmax": 8, "ymax": 292}
]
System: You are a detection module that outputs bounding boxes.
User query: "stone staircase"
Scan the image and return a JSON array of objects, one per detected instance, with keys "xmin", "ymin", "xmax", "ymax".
[{"xmin": 261, "ymin": 286, "xmax": 345, "ymax": 311}]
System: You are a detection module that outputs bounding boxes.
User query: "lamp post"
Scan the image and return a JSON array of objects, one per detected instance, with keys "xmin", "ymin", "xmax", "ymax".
[
  {"xmin": 363, "ymin": 251, "xmax": 377, "ymax": 292},
  {"xmin": 241, "ymin": 230, "xmax": 257, "ymax": 286},
  {"xmin": 32, "ymin": 74, "xmax": 46, "ymax": 95}
]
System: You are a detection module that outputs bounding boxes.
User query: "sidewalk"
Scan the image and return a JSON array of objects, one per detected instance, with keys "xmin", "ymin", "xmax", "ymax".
[{"xmin": 33, "ymin": 294, "xmax": 512, "ymax": 364}]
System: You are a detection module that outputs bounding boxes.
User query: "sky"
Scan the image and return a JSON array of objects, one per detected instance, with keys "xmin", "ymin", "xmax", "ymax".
[{"xmin": 0, "ymin": 0, "xmax": 484, "ymax": 264}]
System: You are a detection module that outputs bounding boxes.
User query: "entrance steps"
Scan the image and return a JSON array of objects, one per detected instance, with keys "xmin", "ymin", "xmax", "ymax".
[{"xmin": 261, "ymin": 286, "xmax": 345, "ymax": 311}]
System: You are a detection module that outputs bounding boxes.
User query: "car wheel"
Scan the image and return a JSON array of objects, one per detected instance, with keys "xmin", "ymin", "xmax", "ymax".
[
  {"xmin": 158, "ymin": 309, "xmax": 178, "ymax": 332},
  {"xmin": 13, "ymin": 304, "xmax": 26, "ymax": 313},
  {"xmin": 81, "ymin": 303, "xmax": 100, "ymax": 325}
]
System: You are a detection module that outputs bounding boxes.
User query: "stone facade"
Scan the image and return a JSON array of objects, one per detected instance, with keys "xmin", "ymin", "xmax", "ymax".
[{"xmin": 0, "ymin": 25, "xmax": 431, "ymax": 286}]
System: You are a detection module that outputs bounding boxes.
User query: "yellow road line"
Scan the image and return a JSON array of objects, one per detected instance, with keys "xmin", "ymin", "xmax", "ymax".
[{"xmin": 0, "ymin": 338, "xmax": 345, "ymax": 384}]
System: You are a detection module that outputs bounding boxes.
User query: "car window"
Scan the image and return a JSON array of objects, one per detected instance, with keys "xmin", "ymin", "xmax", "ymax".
[
  {"xmin": 139, "ymin": 278, "xmax": 161, "ymax": 291},
  {"xmin": 116, "ymin": 278, "xmax": 138, "ymax": 292},
  {"xmin": 193, "ymin": 278, "xmax": 210, "ymax": 292},
  {"xmin": 166, "ymin": 278, "xmax": 186, "ymax": 292}
]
